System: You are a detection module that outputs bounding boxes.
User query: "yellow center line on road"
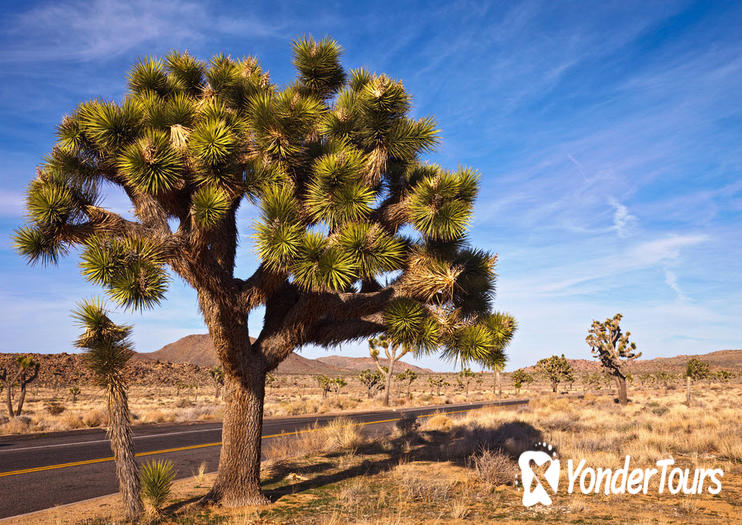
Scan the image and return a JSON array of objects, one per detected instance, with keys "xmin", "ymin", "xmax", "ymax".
[{"xmin": 0, "ymin": 403, "xmax": 514, "ymax": 478}]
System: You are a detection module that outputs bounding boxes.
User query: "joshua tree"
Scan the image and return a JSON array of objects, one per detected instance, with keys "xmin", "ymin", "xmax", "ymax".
[
  {"xmin": 395, "ymin": 369, "xmax": 418, "ymax": 399},
  {"xmin": 209, "ymin": 366, "xmax": 225, "ymax": 399},
  {"xmin": 714, "ymin": 370, "xmax": 733, "ymax": 383},
  {"xmin": 586, "ymin": 314, "xmax": 640, "ymax": 405},
  {"xmin": 69, "ymin": 386, "xmax": 81, "ymax": 403},
  {"xmin": 536, "ymin": 355, "xmax": 574, "ymax": 393},
  {"xmin": 511, "ymin": 369, "xmax": 533, "ymax": 395},
  {"xmin": 0, "ymin": 355, "xmax": 40, "ymax": 417},
  {"xmin": 369, "ymin": 334, "xmax": 411, "ymax": 407},
  {"xmin": 317, "ymin": 375, "xmax": 333, "ymax": 398},
  {"xmin": 358, "ymin": 368, "xmax": 384, "ymax": 399},
  {"xmin": 427, "ymin": 376, "xmax": 445, "ymax": 395},
  {"xmin": 13, "ymin": 36, "xmax": 514, "ymax": 505},
  {"xmin": 637, "ymin": 373, "xmax": 654, "ymax": 388},
  {"xmin": 72, "ymin": 300, "xmax": 143, "ymax": 520},
  {"xmin": 478, "ymin": 312, "xmax": 516, "ymax": 398},
  {"xmin": 330, "ymin": 376, "xmax": 347, "ymax": 397},
  {"xmin": 685, "ymin": 358, "xmax": 710, "ymax": 404},
  {"xmin": 456, "ymin": 368, "xmax": 476, "ymax": 397}
]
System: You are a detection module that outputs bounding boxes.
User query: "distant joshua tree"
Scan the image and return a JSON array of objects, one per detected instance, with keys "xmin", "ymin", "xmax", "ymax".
[
  {"xmin": 69, "ymin": 386, "xmax": 81, "ymax": 403},
  {"xmin": 536, "ymin": 355, "xmax": 574, "ymax": 393},
  {"xmin": 369, "ymin": 334, "xmax": 411, "ymax": 406},
  {"xmin": 456, "ymin": 368, "xmax": 476, "ymax": 397},
  {"xmin": 209, "ymin": 366, "xmax": 225, "ymax": 399},
  {"xmin": 395, "ymin": 369, "xmax": 417, "ymax": 399},
  {"xmin": 0, "ymin": 355, "xmax": 40, "ymax": 418},
  {"xmin": 511, "ymin": 369, "xmax": 533, "ymax": 395},
  {"xmin": 586, "ymin": 314, "xmax": 640, "ymax": 405},
  {"xmin": 73, "ymin": 300, "xmax": 143, "ymax": 520},
  {"xmin": 358, "ymin": 369, "xmax": 384, "ymax": 399},
  {"xmin": 427, "ymin": 376, "xmax": 445, "ymax": 396},
  {"xmin": 317, "ymin": 375, "xmax": 333, "ymax": 398},
  {"xmin": 478, "ymin": 312, "xmax": 516, "ymax": 398},
  {"xmin": 685, "ymin": 358, "xmax": 710, "ymax": 405}
]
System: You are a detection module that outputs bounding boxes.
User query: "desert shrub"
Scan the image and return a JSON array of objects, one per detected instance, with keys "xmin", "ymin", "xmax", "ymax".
[
  {"xmin": 394, "ymin": 466, "xmax": 455, "ymax": 503},
  {"xmin": 422, "ymin": 413, "xmax": 453, "ymax": 432},
  {"xmin": 1, "ymin": 417, "xmax": 30, "ymax": 434},
  {"xmin": 175, "ymin": 398, "xmax": 193, "ymax": 408},
  {"xmin": 140, "ymin": 459, "xmax": 176, "ymax": 513},
  {"xmin": 322, "ymin": 417, "xmax": 364, "ymax": 452},
  {"xmin": 45, "ymin": 401, "xmax": 66, "ymax": 415},
  {"xmin": 469, "ymin": 447, "xmax": 518, "ymax": 486},
  {"xmin": 83, "ymin": 409, "xmax": 108, "ymax": 427},
  {"xmin": 61, "ymin": 413, "xmax": 85, "ymax": 429}
]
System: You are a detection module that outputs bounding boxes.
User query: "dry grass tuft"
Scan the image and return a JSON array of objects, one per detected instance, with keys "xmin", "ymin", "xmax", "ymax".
[
  {"xmin": 468, "ymin": 447, "xmax": 518, "ymax": 486},
  {"xmin": 421, "ymin": 413, "xmax": 453, "ymax": 432}
]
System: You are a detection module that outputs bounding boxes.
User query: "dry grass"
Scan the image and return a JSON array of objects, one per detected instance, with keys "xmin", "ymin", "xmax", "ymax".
[{"xmin": 6, "ymin": 378, "xmax": 742, "ymax": 524}]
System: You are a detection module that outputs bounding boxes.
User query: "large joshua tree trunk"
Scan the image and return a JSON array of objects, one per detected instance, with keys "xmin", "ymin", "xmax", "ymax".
[
  {"xmin": 206, "ymin": 362, "xmax": 267, "ymax": 505},
  {"xmin": 198, "ymin": 296, "xmax": 272, "ymax": 506},
  {"xmin": 107, "ymin": 384, "xmax": 143, "ymax": 520},
  {"xmin": 616, "ymin": 376, "xmax": 628, "ymax": 405}
]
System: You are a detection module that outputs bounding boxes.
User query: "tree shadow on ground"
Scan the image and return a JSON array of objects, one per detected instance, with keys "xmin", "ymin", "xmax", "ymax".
[{"xmin": 261, "ymin": 417, "xmax": 543, "ymax": 502}]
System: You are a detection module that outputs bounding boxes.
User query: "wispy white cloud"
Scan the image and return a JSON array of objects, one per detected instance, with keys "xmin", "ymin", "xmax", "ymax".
[
  {"xmin": 1, "ymin": 0, "xmax": 286, "ymax": 63},
  {"xmin": 610, "ymin": 199, "xmax": 638, "ymax": 238},
  {"xmin": 0, "ymin": 189, "xmax": 25, "ymax": 217}
]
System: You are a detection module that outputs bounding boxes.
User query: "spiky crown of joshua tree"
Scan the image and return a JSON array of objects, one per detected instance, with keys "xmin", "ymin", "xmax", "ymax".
[
  {"xmin": 72, "ymin": 300, "xmax": 135, "ymax": 388},
  {"xmin": 586, "ymin": 313, "xmax": 640, "ymax": 378},
  {"xmin": 14, "ymin": 35, "xmax": 514, "ymax": 373}
]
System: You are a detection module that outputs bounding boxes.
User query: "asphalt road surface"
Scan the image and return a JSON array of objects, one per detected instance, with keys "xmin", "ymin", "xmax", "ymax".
[{"xmin": 0, "ymin": 399, "xmax": 527, "ymax": 520}]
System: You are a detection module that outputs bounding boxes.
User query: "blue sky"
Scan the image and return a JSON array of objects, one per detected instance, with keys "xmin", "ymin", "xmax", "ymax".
[{"xmin": 1, "ymin": 0, "xmax": 740, "ymax": 371}]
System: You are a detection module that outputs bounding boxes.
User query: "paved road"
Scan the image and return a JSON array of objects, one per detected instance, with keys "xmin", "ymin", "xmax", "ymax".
[{"xmin": 0, "ymin": 399, "xmax": 526, "ymax": 520}]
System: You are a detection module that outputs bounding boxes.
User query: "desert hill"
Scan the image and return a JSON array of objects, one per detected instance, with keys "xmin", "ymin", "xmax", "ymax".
[
  {"xmin": 524, "ymin": 349, "xmax": 742, "ymax": 374},
  {"xmin": 316, "ymin": 355, "xmax": 433, "ymax": 374},
  {"xmin": 0, "ymin": 352, "xmax": 207, "ymax": 387},
  {"xmin": 137, "ymin": 334, "xmax": 356, "ymax": 374}
]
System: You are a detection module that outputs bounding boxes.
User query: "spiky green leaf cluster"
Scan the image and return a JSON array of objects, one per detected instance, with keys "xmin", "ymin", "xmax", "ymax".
[
  {"xmin": 72, "ymin": 299, "xmax": 134, "ymax": 387},
  {"xmin": 80, "ymin": 236, "xmax": 168, "ymax": 310},
  {"xmin": 118, "ymin": 129, "xmax": 183, "ymax": 193},
  {"xmin": 408, "ymin": 167, "xmax": 478, "ymax": 241},
  {"xmin": 293, "ymin": 35, "xmax": 346, "ymax": 99}
]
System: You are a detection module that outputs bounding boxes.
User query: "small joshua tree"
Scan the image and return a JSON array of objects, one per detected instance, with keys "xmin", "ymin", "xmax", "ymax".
[
  {"xmin": 456, "ymin": 368, "xmax": 476, "ymax": 397},
  {"xmin": 358, "ymin": 368, "xmax": 384, "ymax": 399},
  {"xmin": 369, "ymin": 334, "xmax": 410, "ymax": 406},
  {"xmin": 685, "ymin": 358, "xmax": 710, "ymax": 405},
  {"xmin": 73, "ymin": 300, "xmax": 143, "ymax": 520},
  {"xmin": 317, "ymin": 375, "xmax": 333, "ymax": 398},
  {"xmin": 511, "ymin": 369, "xmax": 533, "ymax": 395},
  {"xmin": 536, "ymin": 355, "xmax": 574, "ymax": 393},
  {"xmin": 586, "ymin": 314, "xmax": 640, "ymax": 405},
  {"xmin": 209, "ymin": 366, "xmax": 224, "ymax": 399},
  {"xmin": 427, "ymin": 376, "xmax": 445, "ymax": 396},
  {"xmin": 714, "ymin": 370, "xmax": 733, "ymax": 383},
  {"xmin": 69, "ymin": 386, "xmax": 81, "ymax": 403},
  {"xmin": 478, "ymin": 312, "xmax": 516, "ymax": 398},
  {"xmin": 330, "ymin": 376, "xmax": 347, "ymax": 398},
  {"xmin": 395, "ymin": 369, "xmax": 417, "ymax": 399},
  {"xmin": 0, "ymin": 355, "xmax": 40, "ymax": 417}
]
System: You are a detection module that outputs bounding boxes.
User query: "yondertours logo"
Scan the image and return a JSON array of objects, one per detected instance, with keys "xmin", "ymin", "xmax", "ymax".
[{"xmin": 516, "ymin": 442, "xmax": 724, "ymax": 507}]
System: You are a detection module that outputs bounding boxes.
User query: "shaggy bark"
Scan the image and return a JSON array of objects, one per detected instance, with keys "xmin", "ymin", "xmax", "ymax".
[
  {"xmin": 107, "ymin": 384, "xmax": 143, "ymax": 520},
  {"xmin": 204, "ymin": 367, "xmax": 268, "ymax": 505},
  {"xmin": 616, "ymin": 376, "xmax": 628, "ymax": 405}
]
